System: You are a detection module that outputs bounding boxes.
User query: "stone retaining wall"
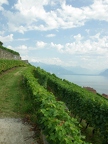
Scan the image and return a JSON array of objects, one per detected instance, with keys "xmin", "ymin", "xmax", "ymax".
[{"xmin": 0, "ymin": 48, "xmax": 21, "ymax": 60}]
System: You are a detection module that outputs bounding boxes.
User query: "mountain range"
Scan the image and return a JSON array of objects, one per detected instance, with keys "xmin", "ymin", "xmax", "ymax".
[
  {"xmin": 99, "ymin": 69, "xmax": 108, "ymax": 76},
  {"xmin": 31, "ymin": 62, "xmax": 74, "ymax": 75},
  {"xmin": 31, "ymin": 62, "xmax": 103, "ymax": 75}
]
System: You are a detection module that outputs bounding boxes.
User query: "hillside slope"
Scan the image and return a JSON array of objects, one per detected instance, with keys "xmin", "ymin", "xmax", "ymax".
[
  {"xmin": 0, "ymin": 67, "xmax": 38, "ymax": 144},
  {"xmin": 0, "ymin": 65, "xmax": 105, "ymax": 144}
]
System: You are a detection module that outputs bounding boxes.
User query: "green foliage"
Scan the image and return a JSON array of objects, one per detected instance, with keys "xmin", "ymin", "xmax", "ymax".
[
  {"xmin": 33, "ymin": 67, "xmax": 108, "ymax": 143},
  {"xmin": 22, "ymin": 67, "xmax": 88, "ymax": 144},
  {"xmin": 0, "ymin": 59, "xmax": 27, "ymax": 73},
  {"xmin": 33, "ymin": 67, "xmax": 48, "ymax": 88},
  {"xmin": 0, "ymin": 45, "xmax": 20, "ymax": 56},
  {"xmin": 0, "ymin": 41, "xmax": 3, "ymax": 46}
]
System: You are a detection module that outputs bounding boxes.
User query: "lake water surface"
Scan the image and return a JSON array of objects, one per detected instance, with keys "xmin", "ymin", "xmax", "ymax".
[{"xmin": 57, "ymin": 75, "xmax": 108, "ymax": 95}]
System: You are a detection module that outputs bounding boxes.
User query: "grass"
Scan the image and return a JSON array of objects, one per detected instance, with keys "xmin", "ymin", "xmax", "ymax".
[{"xmin": 0, "ymin": 67, "xmax": 29, "ymax": 117}]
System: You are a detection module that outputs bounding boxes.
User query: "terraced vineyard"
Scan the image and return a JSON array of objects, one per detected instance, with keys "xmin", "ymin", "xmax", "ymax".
[
  {"xmin": 33, "ymin": 67, "xmax": 108, "ymax": 143},
  {"xmin": 22, "ymin": 66, "xmax": 88, "ymax": 144},
  {"xmin": 0, "ymin": 59, "xmax": 107, "ymax": 143}
]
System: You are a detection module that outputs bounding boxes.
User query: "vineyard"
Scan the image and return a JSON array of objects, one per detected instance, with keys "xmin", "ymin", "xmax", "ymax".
[
  {"xmin": 0, "ymin": 59, "xmax": 108, "ymax": 143},
  {"xmin": 22, "ymin": 66, "xmax": 89, "ymax": 144},
  {"xmin": 33, "ymin": 67, "xmax": 108, "ymax": 143},
  {"xmin": 0, "ymin": 59, "xmax": 27, "ymax": 73}
]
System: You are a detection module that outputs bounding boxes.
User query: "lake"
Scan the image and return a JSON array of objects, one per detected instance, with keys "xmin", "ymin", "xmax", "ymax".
[{"xmin": 57, "ymin": 75, "xmax": 108, "ymax": 95}]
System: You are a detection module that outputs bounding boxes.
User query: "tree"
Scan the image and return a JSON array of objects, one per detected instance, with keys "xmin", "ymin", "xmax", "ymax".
[{"xmin": 0, "ymin": 41, "xmax": 3, "ymax": 46}]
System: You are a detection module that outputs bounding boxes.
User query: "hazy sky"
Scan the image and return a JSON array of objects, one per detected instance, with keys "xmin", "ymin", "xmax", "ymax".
[{"xmin": 0, "ymin": 0, "xmax": 108, "ymax": 70}]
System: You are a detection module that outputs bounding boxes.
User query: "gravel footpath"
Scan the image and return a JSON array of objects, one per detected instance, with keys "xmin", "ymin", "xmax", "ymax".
[{"xmin": 0, "ymin": 118, "xmax": 38, "ymax": 144}]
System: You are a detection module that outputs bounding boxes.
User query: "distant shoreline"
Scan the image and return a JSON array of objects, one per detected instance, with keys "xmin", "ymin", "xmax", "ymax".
[{"xmin": 57, "ymin": 74, "xmax": 108, "ymax": 95}]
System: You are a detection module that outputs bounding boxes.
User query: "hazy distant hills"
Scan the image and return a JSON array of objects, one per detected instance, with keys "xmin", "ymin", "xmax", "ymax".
[
  {"xmin": 31, "ymin": 62, "xmax": 100, "ymax": 75},
  {"xmin": 100, "ymin": 69, "xmax": 108, "ymax": 76},
  {"xmin": 31, "ymin": 62, "xmax": 75, "ymax": 75},
  {"xmin": 64, "ymin": 66, "xmax": 99, "ymax": 75}
]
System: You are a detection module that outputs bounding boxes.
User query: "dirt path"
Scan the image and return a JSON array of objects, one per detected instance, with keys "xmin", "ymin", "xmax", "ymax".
[
  {"xmin": 0, "ymin": 118, "xmax": 37, "ymax": 144},
  {"xmin": 0, "ymin": 67, "xmax": 38, "ymax": 144}
]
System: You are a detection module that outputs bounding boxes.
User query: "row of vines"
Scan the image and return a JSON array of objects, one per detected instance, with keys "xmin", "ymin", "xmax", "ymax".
[
  {"xmin": 22, "ymin": 66, "xmax": 89, "ymax": 144},
  {"xmin": 33, "ymin": 67, "xmax": 108, "ymax": 143},
  {"xmin": 0, "ymin": 59, "xmax": 27, "ymax": 73}
]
